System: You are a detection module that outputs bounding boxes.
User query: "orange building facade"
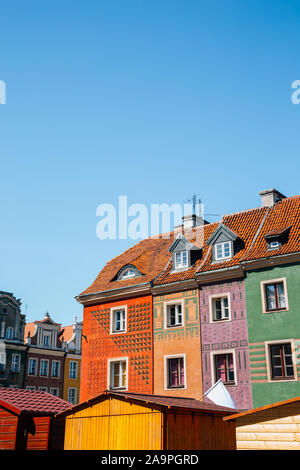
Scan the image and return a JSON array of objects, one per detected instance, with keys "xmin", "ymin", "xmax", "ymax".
[
  {"xmin": 80, "ymin": 296, "xmax": 153, "ymax": 401},
  {"xmin": 153, "ymin": 289, "xmax": 203, "ymax": 399}
]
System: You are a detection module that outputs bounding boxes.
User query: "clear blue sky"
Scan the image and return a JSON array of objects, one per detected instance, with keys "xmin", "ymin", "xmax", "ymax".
[{"xmin": 0, "ymin": 0, "xmax": 299, "ymax": 325}]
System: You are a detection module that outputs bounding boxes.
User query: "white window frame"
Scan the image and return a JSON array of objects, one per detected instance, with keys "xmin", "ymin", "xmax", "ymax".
[
  {"xmin": 40, "ymin": 359, "xmax": 49, "ymax": 377},
  {"xmin": 260, "ymin": 277, "xmax": 289, "ymax": 314},
  {"xmin": 68, "ymin": 387, "xmax": 77, "ymax": 404},
  {"xmin": 120, "ymin": 268, "xmax": 136, "ymax": 279},
  {"xmin": 28, "ymin": 358, "xmax": 38, "ymax": 376},
  {"xmin": 38, "ymin": 386, "xmax": 48, "ymax": 392},
  {"xmin": 0, "ymin": 353, "xmax": 6, "ymax": 371},
  {"xmin": 174, "ymin": 251, "xmax": 189, "ymax": 270},
  {"xmin": 110, "ymin": 306, "xmax": 127, "ymax": 334},
  {"xmin": 265, "ymin": 339, "xmax": 297, "ymax": 383},
  {"xmin": 49, "ymin": 387, "xmax": 59, "ymax": 397},
  {"xmin": 214, "ymin": 241, "xmax": 232, "ymax": 261},
  {"xmin": 164, "ymin": 354, "xmax": 187, "ymax": 390},
  {"xmin": 209, "ymin": 293, "xmax": 231, "ymax": 323},
  {"xmin": 43, "ymin": 333, "xmax": 51, "ymax": 347},
  {"xmin": 6, "ymin": 327, "xmax": 13, "ymax": 339},
  {"xmin": 11, "ymin": 354, "xmax": 21, "ymax": 373},
  {"xmin": 210, "ymin": 349, "xmax": 237, "ymax": 386},
  {"xmin": 26, "ymin": 386, "xmax": 36, "ymax": 391},
  {"xmin": 51, "ymin": 360, "xmax": 60, "ymax": 378},
  {"xmin": 69, "ymin": 361, "xmax": 78, "ymax": 379},
  {"xmin": 164, "ymin": 299, "xmax": 184, "ymax": 329},
  {"xmin": 107, "ymin": 357, "xmax": 128, "ymax": 391}
]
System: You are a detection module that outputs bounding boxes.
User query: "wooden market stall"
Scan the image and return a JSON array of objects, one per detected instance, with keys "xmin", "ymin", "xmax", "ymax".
[
  {"xmin": 56, "ymin": 390, "xmax": 237, "ymax": 450},
  {"xmin": 224, "ymin": 395, "xmax": 300, "ymax": 450},
  {"xmin": 0, "ymin": 387, "xmax": 70, "ymax": 450}
]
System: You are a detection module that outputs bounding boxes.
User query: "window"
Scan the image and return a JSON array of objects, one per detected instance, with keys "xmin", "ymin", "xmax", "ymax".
[
  {"xmin": 120, "ymin": 268, "xmax": 136, "ymax": 279},
  {"xmin": 265, "ymin": 282, "xmax": 286, "ymax": 311},
  {"xmin": 69, "ymin": 361, "xmax": 78, "ymax": 379},
  {"xmin": 43, "ymin": 334, "xmax": 51, "ymax": 347},
  {"xmin": 51, "ymin": 360, "xmax": 60, "ymax": 378},
  {"xmin": 40, "ymin": 359, "xmax": 49, "ymax": 376},
  {"xmin": 6, "ymin": 327, "xmax": 13, "ymax": 339},
  {"xmin": 175, "ymin": 251, "xmax": 188, "ymax": 269},
  {"xmin": 50, "ymin": 388, "xmax": 59, "ymax": 397},
  {"xmin": 11, "ymin": 354, "xmax": 20, "ymax": 373},
  {"xmin": 214, "ymin": 353, "xmax": 235, "ymax": 384},
  {"xmin": 110, "ymin": 307, "xmax": 127, "ymax": 334},
  {"xmin": 26, "ymin": 386, "xmax": 35, "ymax": 391},
  {"xmin": 166, "ymin": 303, "xmax": 183, "ymax": 327},
  {"xmin": 211, "ymin": 296, "xmax": 230, "ymax": 321},
  {"xmin": 214, "ymin": 242, "xmax": 232, "ymax": 261},
  {"xmin": 166, "ymin": 356, "xmax": 185, "ymax": 389},
  {"xmin": 28, "ymin": 358, "xmax": 37, "ymax": 375},
  {"xmin": 0, "ymin": 353, "xmax": 6, "ymax": 371},
  {"xmin": 68, "ymin": 388, "xmax": 77, "ymax": 404},
  {"xmin": 269, "ymin": 241, "xmax": 281, "ymax": 249},
  {"xmin": 108, "ymin": 359, "xmax": 128, "ymax": 390},
  {"xmin": 38, "ymin": 387, "xmax": 48, "ymax": 392},
  {"xmin": 269, "ymin": 343, "xmax": 294, "ymax": 380}
]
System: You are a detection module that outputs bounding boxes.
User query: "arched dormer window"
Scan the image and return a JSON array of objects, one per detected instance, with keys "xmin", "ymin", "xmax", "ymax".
[{"xmin": 115, "ymin": 265, "xmax": 142, "ymax": 281}]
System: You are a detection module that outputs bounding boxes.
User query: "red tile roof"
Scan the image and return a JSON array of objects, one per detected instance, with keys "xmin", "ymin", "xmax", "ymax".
[
  {"xmin": 79, "ymin": 195, "xmax": 300, "ymax": 294},
  {"xmin": 56, "ymin": 390, "xmax": 237, "ymax": 417},
  {"xmin": 60, "ymin": 325, "xmax": 74, "ymax": 342},
  {"xmin": 0, "ymin": 388, "xmax": 71, "ymax": 416}
]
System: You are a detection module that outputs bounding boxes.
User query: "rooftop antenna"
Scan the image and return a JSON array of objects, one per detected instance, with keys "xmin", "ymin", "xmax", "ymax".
[{"xmin": 184, "ymin": 194, "xmax": 219, "ymax": 220}]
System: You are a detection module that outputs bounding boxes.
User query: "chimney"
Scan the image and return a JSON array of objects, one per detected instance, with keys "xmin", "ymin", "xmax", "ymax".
[
  {"xmin": 181, "ymin": 214, "xmax": 208, "ymax": 229},
  {"xmin": 259, "ymin": 188, "xmax": 286, "ymax": 208}
]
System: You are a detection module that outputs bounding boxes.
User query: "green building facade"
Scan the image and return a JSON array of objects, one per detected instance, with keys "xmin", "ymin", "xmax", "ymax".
[{"xmin": 245, "ymin": 262, "xmax": 300, "ymax": 408}]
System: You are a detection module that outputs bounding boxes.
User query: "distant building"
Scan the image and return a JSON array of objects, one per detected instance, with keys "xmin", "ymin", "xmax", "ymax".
[
  {"xmin": 24, "ymin": 312, "xmax": 66, "ymax": 397},
  {"xmin": 61, "ymin": 318, "xmax": 83, "ymax": 404},
  {"xmin": 0, "ymin": 291, "xmax": 27, "ymax": 389}
]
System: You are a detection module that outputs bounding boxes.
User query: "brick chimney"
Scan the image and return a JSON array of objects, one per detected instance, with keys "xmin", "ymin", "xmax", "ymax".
[{"xmin": 259, "ymin": 188, "xmax": 286, "ymax": 207}]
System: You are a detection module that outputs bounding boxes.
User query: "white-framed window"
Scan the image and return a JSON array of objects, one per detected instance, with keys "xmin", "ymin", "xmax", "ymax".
[
  {"xmin": 164, "ymin": 301, "xmax": 184, "ymax": 328},
  {"xmin": 43, "ymin": 334, "xmax": 51, "ymax": 347},
  {"xmin": 11, "ymin": 354, "xmax": 21, "ymax": 372},
  {"xmin": 38, "ymin": 387, "xmax": 48, "ymax": 392},
  {"xmin": 265, "ymin": 340, "xmax": 297, "ymax": 382},
  {"xmin": 28, "ymin": 358, "xmax": 38, "ymax": 375},
  {"xmin": 50, "ymin": 388, "xmax": 59, "ymax": 397},
  {"xmin": 174, "ymin": 251, "xmax": 188, "ymax": 269},
  {"xmin": 51, "ymin": 360, "xmax": 60, "ymax": 378},
  {"xmin": 269, "ymin": 240, "xmax": 281, "ymax": 249},
  {"xmin": 108, "ymin": 358, "xmax": 128, "ymax": 390},
  {"xmin": 260, "ymin": 278, "xmax": 289, "ymax": 313},
  {"xmin": 0, "ymin": 353, "xmax": 6, "ymax": 371},
  {"xmin": 211, "ymin": 350, "xmax": 237, "ymax": 386},
  {"xmin": 69, "ymin": 361, "xmax": 78, "ymax": 379},
  {"xmin": 40, "ymin": 359, "xmax": 49, "ymax": 377},
  {"xmin": 209, "ymin": 294, "xmax": 231, "ymax": 322},
  {"xmin": 120, "ymin": 268, "xmax": 136, "ymax": 279},
  {"xmin": 26, "ymin": 386, "xmax": 35, "ymax": 391},
  {"xmin": 6, "ymin": 327, "xmax": 13, "ymax": 339},
  {"xmin": 68, "ymin": 387, "xmax": 77, "ymax": 404},
  {"xmin": 9, "ymin": 385, "xmax": 18, "ymax": 389},
  {"xmin": 110, "ymin": 306, "xmax": 127, "ymax": 334},
  {"xmin": 165, "ymin": 355, "xmax": 186, "ymax": 389},
  {"xmin": 214, "ymin": 241, "xmax": 232, "ymax": 261}
]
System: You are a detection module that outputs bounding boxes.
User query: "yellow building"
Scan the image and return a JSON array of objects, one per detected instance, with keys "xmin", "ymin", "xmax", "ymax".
[{"xmin": 61, "ymin": 319, "xmax": 82, "ymax": 405}]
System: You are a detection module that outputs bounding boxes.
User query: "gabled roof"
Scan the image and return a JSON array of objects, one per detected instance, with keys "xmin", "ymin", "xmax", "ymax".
[
  {"xmin": 206, "ymin": 223, "xmax": 241, "ymax": 245},
  {"xmin": 56, "ymin": 390, "xmax": 237, "ymax": 418},
  {"xmin": 168, "ymin": 233, "xmax": 200, "ymax": 252},
  {"xmin": 0, "ymin": 388, "xmax": 70, "ymax": 416}
]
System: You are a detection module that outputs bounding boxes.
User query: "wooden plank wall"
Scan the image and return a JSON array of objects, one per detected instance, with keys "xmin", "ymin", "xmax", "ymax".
[
  {"xmin": 165, "ymin": 412, "xmax": 236, "ymax": 450},
  {"xmin": 0, "ymin": 408, "xmax": 18, "ymax": 450},
  {"xmin": 26, "ymin": 417, "xmax": 51, "ymax": 450},
  {"xmin": 235, "ymin": 402, "xmax": 300, "ymax": 450},
  {"xmin": 64, "ymin": 398, "xmax": 163, "ymax": 450}
]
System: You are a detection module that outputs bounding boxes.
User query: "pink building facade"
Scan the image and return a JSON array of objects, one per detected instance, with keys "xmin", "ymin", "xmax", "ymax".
[{"xmin": 199, "ymin": 279, "xmax": 253, "ymax": 410}]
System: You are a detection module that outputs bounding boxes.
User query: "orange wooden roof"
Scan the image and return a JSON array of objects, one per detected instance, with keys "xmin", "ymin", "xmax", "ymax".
[{"xmin": 224, "ymin": 395, "xmax": 300, "ymax": 421}]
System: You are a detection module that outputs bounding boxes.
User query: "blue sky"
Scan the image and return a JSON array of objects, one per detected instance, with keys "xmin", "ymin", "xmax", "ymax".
[{"xmin": 0, "ymin": 0, "xmax": 299, "ymax": 325}]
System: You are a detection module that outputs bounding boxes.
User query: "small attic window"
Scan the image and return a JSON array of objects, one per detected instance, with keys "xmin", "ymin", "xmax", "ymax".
[
  {"xmin": 214, "ymin": 241, "xmax": 232, "ymax": 261},
  {"xmin": 115, "ymin": 265, "xmax": 142, "ymax": 281},
  {"xmin": 175, "ymin": 251, "xmax": 188, "ymax": 269},
  {"xmin": 269, "ymin": 240, "xmax": 281, "ymax": 250}
]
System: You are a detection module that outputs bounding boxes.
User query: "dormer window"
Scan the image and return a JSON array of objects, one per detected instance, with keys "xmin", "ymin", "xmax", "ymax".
[
  {"xmin": 115, "ymin": 265, "xmax": 142, "ymax": 281},
  {"xmin": 215, "ymin": 241, "xmax": 232, "ymax": 261},
  {"xmin": 269, "ymin": 241, "xmax": 281, "ymax": 250},
  {"xmin": 175, "ymin": 251, "xmax": 188, "ymax": 269}
]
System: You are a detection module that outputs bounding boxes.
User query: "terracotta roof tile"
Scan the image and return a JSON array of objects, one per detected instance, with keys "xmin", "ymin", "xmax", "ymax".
[{"xmin": 0, "ymin": 388, "xmax": 70, "ymax": 415}]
